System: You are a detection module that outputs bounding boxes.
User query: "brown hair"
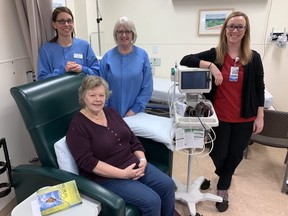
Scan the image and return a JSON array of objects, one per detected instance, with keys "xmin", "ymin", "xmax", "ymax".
[
  {"xmin": 50, "ymin": 6, "xmax": 75, "ymax": 42},
  {"xmin": 215, "ymin": 11, "xmax": 252, "ymax": 66}
]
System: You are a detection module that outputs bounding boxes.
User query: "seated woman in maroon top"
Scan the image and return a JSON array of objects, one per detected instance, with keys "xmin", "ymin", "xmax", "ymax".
[{"xmin": 66, "ymin": 75, "xmax": 176, "ymax": 216}]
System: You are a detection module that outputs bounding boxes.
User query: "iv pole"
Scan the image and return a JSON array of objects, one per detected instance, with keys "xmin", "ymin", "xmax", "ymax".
[{"xmin": 96, "ymin": 0, "xmax": 102, "ymax": 56}]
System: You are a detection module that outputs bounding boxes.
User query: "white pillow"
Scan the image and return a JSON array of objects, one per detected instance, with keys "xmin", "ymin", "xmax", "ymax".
[
  {"xmin": 124, "ymin": 113, "xmax": 174, "ymax": 150},
  {"xmin": 54, "ymin": 136, "xmax": 79, "ymax": 175}
]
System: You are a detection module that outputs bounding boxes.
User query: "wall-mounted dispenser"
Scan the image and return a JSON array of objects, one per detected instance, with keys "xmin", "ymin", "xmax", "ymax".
[{"xmin": 270, "ymin": 28, "xmax": 287, "ymax": 48}]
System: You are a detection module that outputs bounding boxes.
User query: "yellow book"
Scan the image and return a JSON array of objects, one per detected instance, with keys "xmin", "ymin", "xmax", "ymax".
[{"xmin": 36, "ymin": 180, "xmax": 82, "ymax": 216}]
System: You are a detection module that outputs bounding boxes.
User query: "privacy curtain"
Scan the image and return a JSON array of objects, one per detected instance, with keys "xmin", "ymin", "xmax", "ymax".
[{"xmin": 15, "ymin": 0, "xmax": 54, "ymax": 77}]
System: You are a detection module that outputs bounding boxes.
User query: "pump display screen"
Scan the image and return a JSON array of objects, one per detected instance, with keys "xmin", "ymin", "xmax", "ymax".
[
  {"xmin": 181, "ymin": 71, "xmax": 209, "ymax": 89},
  {"xmin": 178, "ymin": 67, "xmax": 211, "ymax": 94}
]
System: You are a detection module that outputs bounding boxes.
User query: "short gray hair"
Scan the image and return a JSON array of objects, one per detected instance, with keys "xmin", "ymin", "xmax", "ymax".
[
  {"xmin": 113, "ymin": 16, "xmax": 137, "ymax": 44},
  {"xmin": 78, "ymin": 76, "xmax": 111, "ymax": 108}
]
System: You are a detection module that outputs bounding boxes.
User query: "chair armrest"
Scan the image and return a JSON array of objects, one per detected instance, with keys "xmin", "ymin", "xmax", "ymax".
[{"xmin": 12, "ymin": 164, "xmax": 125, "ymax": 216}]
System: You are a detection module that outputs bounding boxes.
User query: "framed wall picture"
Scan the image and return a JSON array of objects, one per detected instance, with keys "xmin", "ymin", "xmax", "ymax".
[{"xmin": 198, "ymin": 9, "xmax": 233, "ymax": 35}]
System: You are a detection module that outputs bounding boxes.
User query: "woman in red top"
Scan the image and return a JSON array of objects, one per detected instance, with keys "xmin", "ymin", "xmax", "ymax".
[{"xmin": 180, "ymin": 11, "xmax": 265, "ymax": 210}]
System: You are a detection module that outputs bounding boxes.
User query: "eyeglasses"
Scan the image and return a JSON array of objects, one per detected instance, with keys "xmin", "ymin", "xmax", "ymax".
[
  {"xmin": 226, "ymin": 25, "xmax": 246, "ymax": 32},
  {"xmin": 117, "ymin": 30, "xmax": 132, "ymax": 35},
  {"xmin": 56, "ymin": 19, "xmax": 74, "ymax": 25}
]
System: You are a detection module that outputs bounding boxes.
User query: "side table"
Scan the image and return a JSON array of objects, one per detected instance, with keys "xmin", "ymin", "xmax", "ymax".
[{"xmin": 11, "ymin": 190, "xmax": 101, "ymax": 216}]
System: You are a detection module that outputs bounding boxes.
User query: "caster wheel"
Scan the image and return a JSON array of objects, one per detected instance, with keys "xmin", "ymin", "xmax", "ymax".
[
  {"xmin": 190, "ymin": 213, "xmax": 202, "ymax": 216},
  {"xmin": 216, "ymin": 200, "xmax": 229, "ymax": 212},
  {"xmin": 200, "ymin": 179, "xmax": 210, "ymax": 190}
]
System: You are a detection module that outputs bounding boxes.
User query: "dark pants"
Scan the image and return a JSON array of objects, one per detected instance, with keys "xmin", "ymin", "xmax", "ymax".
[{"xmin": 210, "ymin": 121, "xmax": 253, "ymax": 190}]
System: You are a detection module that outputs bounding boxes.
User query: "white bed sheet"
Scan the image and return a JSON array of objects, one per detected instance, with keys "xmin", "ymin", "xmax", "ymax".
[
  {"xmin": 152, "ymin": 77, "xmax": 273, "ymax": 109},
  {"xmin": 152, "ymin": 77, "xmax": 181, "ymax": 103}
]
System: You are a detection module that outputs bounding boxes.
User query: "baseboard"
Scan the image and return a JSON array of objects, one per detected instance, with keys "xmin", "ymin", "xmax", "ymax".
[{"xmin": 0, "ymin": 197, "xmax": 16, "ymax": 216}]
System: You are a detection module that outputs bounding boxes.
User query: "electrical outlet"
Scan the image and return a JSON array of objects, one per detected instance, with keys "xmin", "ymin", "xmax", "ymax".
[
  {"xmin": 150, "ymin": 57, "xmax": 161, "ymax": 66},
  {"xmin": 151, "ymin": 66, "xmax": 155, "ymax": 75}
]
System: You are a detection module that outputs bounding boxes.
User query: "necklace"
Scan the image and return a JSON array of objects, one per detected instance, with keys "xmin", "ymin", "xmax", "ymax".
[{"xmin": 82, "ymin": 109, "xmax": 107, "ymax": 126}]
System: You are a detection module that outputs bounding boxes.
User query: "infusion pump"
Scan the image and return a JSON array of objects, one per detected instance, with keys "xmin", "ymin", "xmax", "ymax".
[{"xmin": 171, "ymin": 65, "xmax": 219, "ymax": 128}]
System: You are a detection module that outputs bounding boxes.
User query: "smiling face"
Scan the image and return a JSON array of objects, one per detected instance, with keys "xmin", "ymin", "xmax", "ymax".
[
  {"xmin": 225, "ymin": 16, "xmax": 246, "ymax": 45},
  {"xmin": 83, "ymin": 85, "xmax": 106, "ymax": 114},
  {"xmin": 113, "ymin": 17, "xmax": 137, "ymax": 48},
  {"xmin": 52, "ymin": 12, "xmax": 74, "ymax": 39},
  {"xmin": 116, "ymin": 25, "xmax": 133, "ymax": 48}
]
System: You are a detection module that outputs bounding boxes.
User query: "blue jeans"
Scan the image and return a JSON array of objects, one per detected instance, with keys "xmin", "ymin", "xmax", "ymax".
[{"xmin": 101, "ymin": 163, "xmax": 176, "ymax": 216}]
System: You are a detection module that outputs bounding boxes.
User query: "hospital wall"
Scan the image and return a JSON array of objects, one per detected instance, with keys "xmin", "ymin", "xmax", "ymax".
[{"xmin": 70, "ymin": 0, "xmax": 288, "ymax": 111}]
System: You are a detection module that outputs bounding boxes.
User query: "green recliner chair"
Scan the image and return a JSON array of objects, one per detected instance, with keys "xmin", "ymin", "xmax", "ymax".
[{"xmin": 10, "ymin": 73, "xmax": 173, "ymax": 216}]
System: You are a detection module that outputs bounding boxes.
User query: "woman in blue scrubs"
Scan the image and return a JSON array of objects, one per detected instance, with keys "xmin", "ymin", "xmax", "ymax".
[
  {"xmin": 99, "ymin": 17, "xmax": 153, "ymax": 117},
  {"xmin": 37, "ymin": 6, "xmax": 99, "ymax": 80}
]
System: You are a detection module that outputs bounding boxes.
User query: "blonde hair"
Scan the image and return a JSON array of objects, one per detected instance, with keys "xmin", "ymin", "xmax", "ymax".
[
  {"xmin": 78, "ymin": 76, "xmax": 111, "ymax": 108},
  {"xmin": 113, "ymin": 16, "xmax": 137, "ymax": 44},
  {"xmin": 215, "ymin": 11, "xmax": 252, "ymax": 66}
]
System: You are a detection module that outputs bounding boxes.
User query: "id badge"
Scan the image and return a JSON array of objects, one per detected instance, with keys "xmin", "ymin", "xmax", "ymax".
[
  {"xmin": 229, "ymin": 66, "xmax": 239, "ymax": 82},
  {"xmin": 74, "ymin": 53, "xmax": 83, "ymax": 59}
]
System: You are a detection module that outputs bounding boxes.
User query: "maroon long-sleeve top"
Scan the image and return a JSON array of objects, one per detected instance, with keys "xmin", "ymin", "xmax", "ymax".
[{"xmin": 66, "ymin": 107, "xmax": 145, "ymax": 183}]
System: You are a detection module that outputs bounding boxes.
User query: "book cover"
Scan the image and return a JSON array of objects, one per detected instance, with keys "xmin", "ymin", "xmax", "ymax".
[{"xmin": 36, "ymin": 180, "xmax": 82, "ymax": 216}]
